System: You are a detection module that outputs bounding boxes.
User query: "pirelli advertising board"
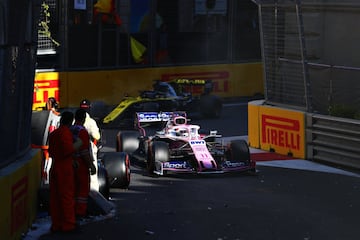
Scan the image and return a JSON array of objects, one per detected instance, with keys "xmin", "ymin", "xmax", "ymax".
[
  {"xmin": 32, "ymin": 63, "xmax": 263, "ymax": 109},
  {"xmin": 248, "ymin": 101, "xmax": 306, "ymax": 159},
  {"xmin": 33, "ymin": 72, "xmax": 60, "ymax": 110},
  {"xmin": 0, "ymin": 150, "xmax": 41, "ymax": 239}
]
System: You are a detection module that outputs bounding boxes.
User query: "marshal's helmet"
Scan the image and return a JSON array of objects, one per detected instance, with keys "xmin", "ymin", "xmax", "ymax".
[
  {"xmin": 79, "ymin": 99, "xmax": 91, "ymax": 114},
  {"xmin": 80, "ymin": 99, "xmax": 91, "ymax": 109}
]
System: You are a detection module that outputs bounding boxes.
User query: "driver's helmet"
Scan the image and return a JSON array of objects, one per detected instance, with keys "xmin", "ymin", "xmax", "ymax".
[
  {"xmin": 156, "ymin": 83, "xmax": 168, "ymax": 92},
  {"xmin": 177, "ymin": 128, "xmax": 188, "ymax": 137},
  {"xmin": 153, "ymin": 80, "xmax": 177, "ymax": 97},
  {"xmin": 168, "ymin": 129, "xmax": 177, "ymax": 136},
  {"xmin": 46, "ymin": 97, "xmax": 58, "ymax": 110},
  {"xmin": 190, "ymin": 127, "xmax": 199, "ymax": 137}
]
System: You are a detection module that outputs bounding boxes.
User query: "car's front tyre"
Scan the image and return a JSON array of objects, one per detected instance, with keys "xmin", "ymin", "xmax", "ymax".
[
  {"xmin": 226, "ymin": 139, "xmax": 250, "ymax": 163},
  {"xmin": 147, "ymin": 141, "xmax": 169, "ymax": 175}
]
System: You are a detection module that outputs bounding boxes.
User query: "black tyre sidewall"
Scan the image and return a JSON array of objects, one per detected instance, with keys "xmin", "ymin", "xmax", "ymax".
[
  {"xmin": 228, "ymin": 140, "xmax": 250, "ymax": 163},
  {"xmin": 116, "ymin": 130, "xmax": 139, "ymax": 153},
  {"xmin": 199, "ymin": 95, "xmax": 222, "ymax": 118},
  {"xmin": 97, "ymin": 163, "xmax": 110, "ymax": 199},
  {"xmin": 147, "ymin": 141, "xmax": 169, "ymax": 174}
]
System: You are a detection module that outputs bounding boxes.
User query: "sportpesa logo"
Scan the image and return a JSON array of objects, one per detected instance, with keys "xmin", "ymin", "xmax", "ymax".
[
  {"xmin": 163, "ymin": 161, "xmax": 187, "ymax": 169},
  {"xmin": 138, "ymin": 112, "xmax": 171, "ymax": 122}
]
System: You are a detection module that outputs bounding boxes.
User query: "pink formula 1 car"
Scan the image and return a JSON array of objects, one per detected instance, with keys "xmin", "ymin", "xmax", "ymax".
[{"xmin": 116, "ymin": 111, "xmax": 256, "ymax": 175}]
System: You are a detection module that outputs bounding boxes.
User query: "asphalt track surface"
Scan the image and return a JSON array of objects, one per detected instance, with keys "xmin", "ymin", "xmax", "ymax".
[{"xmin": 27, "ymin": 102, "xmax": 360, "ymax": 240}]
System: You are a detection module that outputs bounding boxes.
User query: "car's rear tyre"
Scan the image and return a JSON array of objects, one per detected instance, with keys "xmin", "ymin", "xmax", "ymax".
[
  {"xmin": 97, "ymin": 163, "xmax": 110, "ymax": 199},
  {"xmin": 116, "ymin": 130, "xmax": 139, "ymax": 153},
  {"xmin": 147, "ymin": 141, "xmax": 169, "ymax": 174},
  {"xmin": 102, "ymin": 152, "xmax": 131, "ymax": 189},
  {"xmin": 199, "ymin": 95, "xmax": 222, "ymax": 118},
  {"xmin": 227, "ymin": 139, "xmax": 250, "ymax": 163},
  {"xmin": 89, "ymin": 101, "xmax": 107, "ymax": 120}
]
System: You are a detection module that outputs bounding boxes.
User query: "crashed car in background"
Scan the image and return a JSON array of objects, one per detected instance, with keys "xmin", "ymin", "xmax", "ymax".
[
  {"xmin": 102, "ymin": 79, "xmax": 222, "ymax": 127},
  {"xmin": 115, "ymin": 111, "xmax": 256, "ymax": 175}
]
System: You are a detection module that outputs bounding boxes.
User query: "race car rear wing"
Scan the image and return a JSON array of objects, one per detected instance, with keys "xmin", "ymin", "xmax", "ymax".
[
  {"xmin": 170, "ymin": 78, "xmax": 214, "ymax": 95},
  {"xmin": 136, "ymin": 111, "xmax": 187, "ymax": 123}
]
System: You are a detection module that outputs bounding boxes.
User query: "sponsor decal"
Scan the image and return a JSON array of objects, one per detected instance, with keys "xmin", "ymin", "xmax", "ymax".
[
  {"xmin": 251, "ymin": 106, "xmax": 305, "ymax": 158},
  {"xmin": 189, "ymin": 140, "xmax": 214, "ymax": 162},
  {"xmin": 11, "ymin": 177, "xmax": 28, "ymax": 235},
  {"xmin": 261, "ymin": 114, "xmax": 301, "ymax": 151},
  {"xmin": 33, "ymin": 73, "xmax": 59, "ymax": 109},
  {"xmin": 190, "ymin": 140, "xmax": 206, "ymax": 145},
  {"xmin": 163, "ymin": 161, "xmax": 187, "ymax": 169},
  {"xmin": 224, "ymin": 161, "xmax": 245, "ymax": 168},
  {"xmin": 161, "ymin": 71, "xmax": 229, "ymax": 94},
  {"xmin": 174, "ymin": 78, "xmax": 206, "ymax": 85},
  {"xmin": 138, "ymin": 112, "xmax": 171, "ymax": 122}
]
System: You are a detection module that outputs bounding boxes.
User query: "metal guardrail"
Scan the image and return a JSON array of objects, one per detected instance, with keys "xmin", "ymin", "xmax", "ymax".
[{"xmin": 306, "ymin": 113, "xmax": 360, "ymax": 169}]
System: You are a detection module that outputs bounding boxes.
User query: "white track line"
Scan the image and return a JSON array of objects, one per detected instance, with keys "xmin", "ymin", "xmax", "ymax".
[{"xmin": 222, "ymin": 136, "xmax": 360, "ymax": 178}]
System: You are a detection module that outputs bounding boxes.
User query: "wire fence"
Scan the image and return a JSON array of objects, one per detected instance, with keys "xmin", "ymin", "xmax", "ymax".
[
  {"xmin": 256, "ymin": 0, "xmax": 360, "ymax": 119},
  {"xmin": 37, "ymin": 0, "xmax": 57, "ymax": 54}
]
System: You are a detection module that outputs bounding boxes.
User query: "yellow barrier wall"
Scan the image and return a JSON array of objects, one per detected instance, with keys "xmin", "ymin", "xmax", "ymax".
[
  {"xmin": 248, "ymin": 101, "xmax": 306, "ymax": 159},
  {"xmin": 0, "ymin": 150, "xmax": 42, "ymax": 240},
  {"xmin": 248, "ymin": 100, "xmax": 264, "ymax": 148},
  {"xmin": 34, "ymin": 63, "xmax": 263, "ymax": 109}
]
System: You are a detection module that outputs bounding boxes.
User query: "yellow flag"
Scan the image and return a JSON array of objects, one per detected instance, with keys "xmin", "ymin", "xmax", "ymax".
[{"xmin": 130, "ymin": 37, "xmax": 147, "ymax": 63}]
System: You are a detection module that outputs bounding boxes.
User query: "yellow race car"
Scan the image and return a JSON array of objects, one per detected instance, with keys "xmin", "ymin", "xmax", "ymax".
[{"xmin": 102, "ymin": 79, "xmax": 222, "ymax": 128}]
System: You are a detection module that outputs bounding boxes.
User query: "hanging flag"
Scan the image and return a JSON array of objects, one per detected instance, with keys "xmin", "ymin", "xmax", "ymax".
[
  {"xmin": 130, "ymin": 37, "xmax": 147, "ymax": 63},
  {"xmin": 94, "ymin": 0, "xmax": 112, "ymax": 13},
  {"xmin": 93, "ymin": 0, "xmax": 122, "ymax": 25}
]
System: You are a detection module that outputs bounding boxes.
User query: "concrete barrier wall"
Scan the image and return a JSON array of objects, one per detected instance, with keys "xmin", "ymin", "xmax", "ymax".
[
  {"xmin": 249, "ymin": 100, "xmax": 360, "ymax": 171},
  {"xmin": 248, "ymin": 100, "xmax": 306, "ymax": 159},
  {"xmin": 33, "ymin": 63, "xmax": 264, "ymax": 109},
  {"xmin": 0, "ymin": 150, "xmax": 42, "ymax": 240}
]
